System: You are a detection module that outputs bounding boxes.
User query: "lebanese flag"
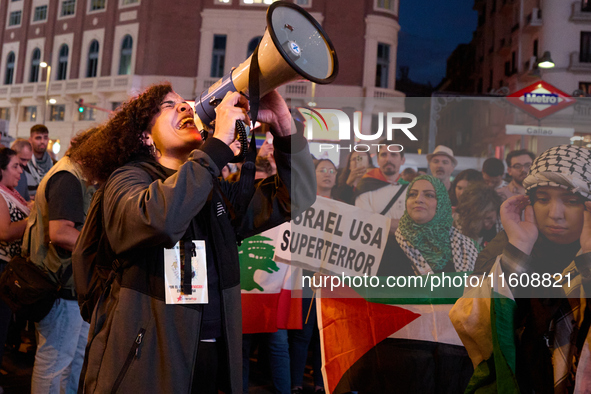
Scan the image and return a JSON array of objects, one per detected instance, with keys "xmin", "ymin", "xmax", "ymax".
[
  {"xmin": 239, "ymin": 227, "xmax": 302, "ymax": 334},
  {"xmin": 317, "ymin": 275, "xmax": 474, "ymax": 393}
]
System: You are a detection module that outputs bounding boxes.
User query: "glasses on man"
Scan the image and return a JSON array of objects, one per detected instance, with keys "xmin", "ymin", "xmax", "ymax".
[
  {"xmin": 510, "ymin": 163, "xmax": 532, "ymax": 171},
  {"xmin": 317, "ymin": 168, "xmax": 336, "ymax": 174}
]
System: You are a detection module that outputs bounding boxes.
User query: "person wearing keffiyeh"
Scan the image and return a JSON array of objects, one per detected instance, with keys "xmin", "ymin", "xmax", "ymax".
[
  {"xmin": 378, "ymin": 174, "xmax": 481, "ymax": 277},
  {"xmin": 450, "ymin": 145, "xmax": 591, "ymax": 394}
]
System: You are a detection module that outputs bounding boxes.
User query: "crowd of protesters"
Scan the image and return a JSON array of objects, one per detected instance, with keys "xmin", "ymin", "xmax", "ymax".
[{"xmin": 0, "ymin": 85, "xmax": 589, "ymax": 394}]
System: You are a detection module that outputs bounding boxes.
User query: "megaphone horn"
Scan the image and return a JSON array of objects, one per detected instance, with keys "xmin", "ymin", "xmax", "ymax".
[{"xmin": 194, "ymin": 1, "xmax": 339, "ymax": 131}]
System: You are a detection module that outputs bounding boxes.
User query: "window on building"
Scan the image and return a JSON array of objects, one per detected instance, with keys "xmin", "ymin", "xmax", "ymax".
[
  {"xmin": 49, "ymin": 104, "xmax": 65, "ymax": 121},
  {"xmin": 90, "ymin": 0, "xmax": 106, "ymax": 11},
  {"xmin": 241, "ymin": 0, "xmax": 276, "ymax": 4},
  {"xmin": 477, "ymin": 78, "xmax": 483, "ymax": 93},
  {"xmin": 246, "ymin": 36, "xmax": 262, "ymax": 58},
  {"xmin": 33, "ymin": 5, "xmax": 48, "ymax": 21},
  {"xmin": 375, "ymin": 42, "xmax": 390, "ymax": 88},
  {"xmin": 79, "ymin": 103, "xmax": 96, "ymax": 121},
  {"xmin": 118, "ymin": 35, "xmax": 133, "ymax": 75},
  {"xmin": 4, "ymin": 52, "xmax": 15, "ymax": 85},
  {"xmin": 29, "ymin": 48, "xmax": 41, "ymax": 83},
  {"xmin": 210, "ymin": 35, "xmax": 226, "ymax": 78},
  {"xmin": 580, "ymin": 82, "xmax": 591, "ymax": 95},
  {"xmin": 581, "ymin": 32, "xmax": 591, "ymax": 63},
  {"xmin": 295, "ymin": 0, "xmax": 310, "ymax": 6},
  {"xmin": 57, "ymin": 44, "xmax": 69, "ymax": 80},
  {"xmin": 121, "ymin": 0, "xmax": 139, "ymax": 5},
  {"xmin": 86, "ymin": 40, "xmax": 99, "ymax": 78},
  {"xmin": 583, "ymin": 0, "xmax": 591, "ymax": 12},
  {"xmin": 61, "ymin": 0, "xmax": 76, "ymax": 16},
  {"xmin": 0, "ymin": 108, "xmax": 10, "ymax": 121},
  {"xmin": 111, "ymin": 102, "xmax": 122, "ymax": 111},
  {"xmin": 511, "ymin": 51, "xmax": 516, "ymax": 74},
  {"xmin": 504, "ymin": 60, "xmax": 511, "ymax": 76},
  {"xmin": 489, "ymin": 69, "xmax": 493, "ymax": 90},
  {"xmin": 533, "ymin": 39, "xmax": 538, "ymax": 57},
  {"xmin": 376, "ymin": 0, "xmax": 394, "ymax": 11},
  {"xmin": 9, "ymin": 11, "xmax": 22, "ymax": 26},
  {"xmin": 215, "ymin": 0, "xmax": 231, "ymax": 3},
  {"xmin": 22, "ymin": 106, "xmax": 37, "ymax": 122}
]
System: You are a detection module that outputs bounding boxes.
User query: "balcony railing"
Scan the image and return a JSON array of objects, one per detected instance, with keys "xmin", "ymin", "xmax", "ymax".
[
  {"xmin": 525, "ymin": 8, "xmax": 542, "ymax": 30},
  {"xmin": 570, "ymin": 51, "xmax": 591, "ymax": 71},
  {"xmin": 0, "ymin": 75, "xmax": 131, "ymax": 100},
  {"xmin": 571, "ymin": 1, "xmax": 591, "ymax": 22}
]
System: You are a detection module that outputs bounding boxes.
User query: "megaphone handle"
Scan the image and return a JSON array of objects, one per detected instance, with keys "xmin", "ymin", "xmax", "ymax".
[{"xmin": 229, "ymin": 120, "xmax": 249, "ymax": 163}]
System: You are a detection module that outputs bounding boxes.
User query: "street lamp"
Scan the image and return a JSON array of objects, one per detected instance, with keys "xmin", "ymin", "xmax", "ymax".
[
  {"xmin": 40, "ymin": 62, "xmax": 51, "ymax": 124},
  {"xmin": 537, "ymin": 51, "xmax": 555, "ymax": 69}
]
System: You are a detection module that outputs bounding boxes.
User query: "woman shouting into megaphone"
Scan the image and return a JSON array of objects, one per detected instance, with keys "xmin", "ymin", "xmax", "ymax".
[{"xmin": 70, "ymin": 83, "xmax": 316, "ymax": 394}]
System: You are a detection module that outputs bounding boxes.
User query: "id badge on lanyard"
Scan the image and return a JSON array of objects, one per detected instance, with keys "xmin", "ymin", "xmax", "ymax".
[{"xmin": 164, "ymin": 240, "xmax": 208, "ymax": 304}]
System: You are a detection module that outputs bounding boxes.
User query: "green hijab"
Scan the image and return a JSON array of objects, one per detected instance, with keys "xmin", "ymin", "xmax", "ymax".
[{"xmin": 398, "ymin": 175, "xmax": 453, "ymax": 272}]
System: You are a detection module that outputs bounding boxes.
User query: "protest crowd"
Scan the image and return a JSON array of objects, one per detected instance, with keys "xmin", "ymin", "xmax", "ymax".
[{"xmin": 0, "ymin": 84, "xmax": 589, "ymax": 394}]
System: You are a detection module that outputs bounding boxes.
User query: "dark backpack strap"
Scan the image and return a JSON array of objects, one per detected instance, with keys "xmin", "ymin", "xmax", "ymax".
[{"xmin": 380, "ymin": 183, "xmax": 407, "ymax": 216}]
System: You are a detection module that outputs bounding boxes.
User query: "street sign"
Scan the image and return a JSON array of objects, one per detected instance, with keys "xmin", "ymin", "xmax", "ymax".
[
  {"xmin": 507, "ymin": 81, "xmax": 575, "ymax": 119},
  {"xmin": 505, "ymin": 124, "xmax": 575, "ymax": 137}
]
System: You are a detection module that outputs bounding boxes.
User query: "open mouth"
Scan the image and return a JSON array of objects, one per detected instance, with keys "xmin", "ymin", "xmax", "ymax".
[{"xmin": 177, "ymin": 117, "xmax": 196, "ymax": 130}]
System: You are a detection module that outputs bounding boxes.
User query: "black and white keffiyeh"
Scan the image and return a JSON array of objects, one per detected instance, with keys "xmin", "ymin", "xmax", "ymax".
[
  {"xmin": 394, "ymin": 226, "xmax": 480, "ymax": 275},
  {"xmin": 523, "ymin": 145, "xmax": 591, "ymax": 199}
]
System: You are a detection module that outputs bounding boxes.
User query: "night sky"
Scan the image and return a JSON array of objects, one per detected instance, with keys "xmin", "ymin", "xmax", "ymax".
[{"xmin": 397, "ymin": 0, "xmax": 477, "ymax": 86}]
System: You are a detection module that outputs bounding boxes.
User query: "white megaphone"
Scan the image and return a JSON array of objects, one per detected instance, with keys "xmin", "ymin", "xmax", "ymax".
[{"xmin": 193, "ymin": 1, "xmax": 338, "ymax": 161}]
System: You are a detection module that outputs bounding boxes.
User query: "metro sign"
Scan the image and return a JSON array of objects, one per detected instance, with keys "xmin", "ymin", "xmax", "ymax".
[{"xmin": 506, "ymin": 81, "xmax": 575, "ymax": 119}]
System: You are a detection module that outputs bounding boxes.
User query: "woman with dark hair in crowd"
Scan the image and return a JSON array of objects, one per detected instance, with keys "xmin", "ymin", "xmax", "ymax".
[
  {"xmin": 0, "ymin": 147, "xmax": 31, "ymax": 375},
  {"xmin": 316, "ymin": 159, "xmax": 337, "ymax": 199},
  {"xmin": 449, "ymin": 169, "xmax": 483, "ymax": 207},
  {"xmin": 455, "ymin": 182, "xmax": 503, "ymax": 248},
  {"xmin": 332, "ymin": 151, "xmax": 374, "ymax": 204},
  {"xmin": 70, "ymin": 83, "xmax": 315, "ymax": 393}
]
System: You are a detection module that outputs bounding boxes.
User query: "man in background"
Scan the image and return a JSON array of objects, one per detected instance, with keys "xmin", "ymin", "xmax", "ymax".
[
  {"xmin": 497, "ymin": 149, "xmax": 535, "ymax": 201},
  {"xmin": 355, "ymin": 139, "xmax": 407, "ymax": 231},
  {"xmin": 10, "ymin": 139, "xmax": 32, "ymax": 201},
  {"xmin": 427, "ymin": 145, "xmax": 456, "ymax": 191},
  {"xmin": 482, "ymin": 157, "xmax": 506, "ymax": 189},
  {"xmin": 25, "ymin": 125, "xmax": 53, "ymax": 199}
]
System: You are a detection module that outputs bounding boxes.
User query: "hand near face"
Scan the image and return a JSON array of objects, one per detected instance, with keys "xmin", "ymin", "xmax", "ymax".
[
  {"xmin": 213, "ymin": 92, "xmax": 250, "ymax": 146},
  {"xmin": 256, "ymin": 90, "xmax": 295, "ymax": 137},
  {"xmin": 346, "ymin": 166, "xmax": 367, "ymax": 186},
  {"xmin": 500, "ymin": 195, "xmax": 538, "ymax": 255},
  {"xmin": 580, "ymin": 201, "xmax": 591, "ymax": 254}
]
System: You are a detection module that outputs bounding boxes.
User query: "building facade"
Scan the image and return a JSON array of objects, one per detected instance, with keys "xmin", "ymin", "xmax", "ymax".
[
  {"xmin": 0, "ymin": 0, "xmax": 403, "ymax": 152},
  {"xmin": 438, "ymin": 0, "xmax": 591, "ymax": 157}
]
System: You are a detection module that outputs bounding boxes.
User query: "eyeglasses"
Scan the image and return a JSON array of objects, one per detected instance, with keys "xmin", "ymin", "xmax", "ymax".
[
  {"xmin": 317, "ymin": 168, "xmax": 336, "ymax": 174},
  {"xmin": 510, "ymin": 163, "xmax": 532, "ymax": 171}
]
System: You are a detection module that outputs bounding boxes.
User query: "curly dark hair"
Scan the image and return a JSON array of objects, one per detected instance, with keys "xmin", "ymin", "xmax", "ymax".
[
  {"xmin": 455, "ymin": 182, "xmax": 502, "ymax": 240},
  {"xmin": 69, "ymin": 83, "xmax": 173, "ymax": 183},
  {"xmin": 0, "ymin": 147, "xmax": 16, "ymax": 182}
]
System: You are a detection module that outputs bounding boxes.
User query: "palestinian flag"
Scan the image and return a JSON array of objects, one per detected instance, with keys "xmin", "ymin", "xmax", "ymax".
[
  {"xmin": 239, "ymin": 227, "xmax": 302, "ymax": 334},
  {"xmin": 449, "ymin": 261, "xmax": 519, "ymax": 394},
  {"xmin": 317, "ymin": 273, "xmax": 474, "ymax": 394}
]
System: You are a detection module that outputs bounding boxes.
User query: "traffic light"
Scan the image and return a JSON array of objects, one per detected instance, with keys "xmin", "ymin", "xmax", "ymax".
[{"xmin": 76, "ymin": 98, "xmax": 84, "ymax": 113}]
